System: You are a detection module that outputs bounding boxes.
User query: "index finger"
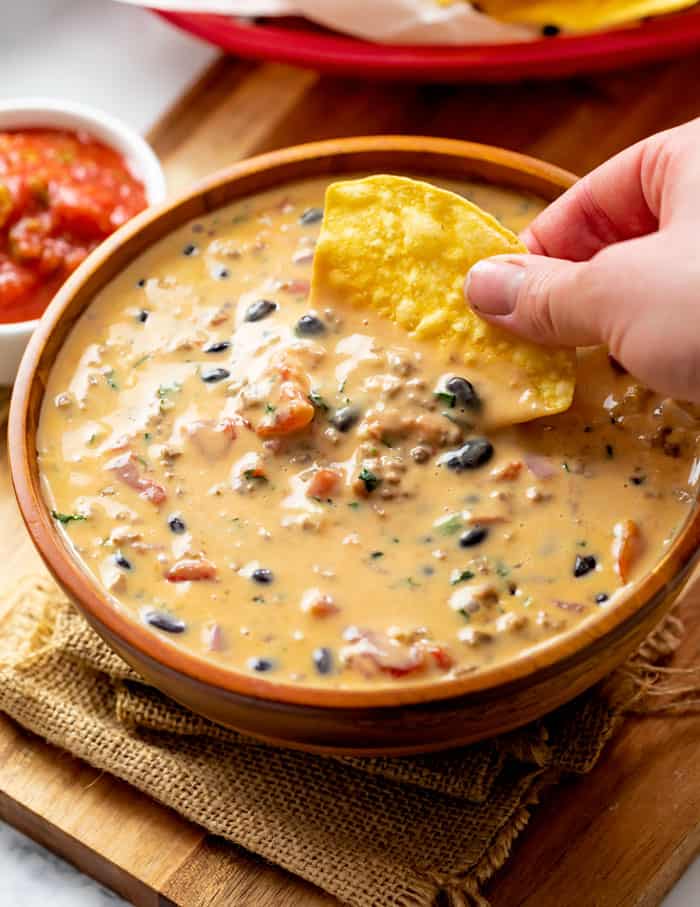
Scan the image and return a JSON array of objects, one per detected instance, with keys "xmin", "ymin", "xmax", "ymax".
[{"xmin": 521, "ymin": 130, "xmax": 668, "ymax": 261}]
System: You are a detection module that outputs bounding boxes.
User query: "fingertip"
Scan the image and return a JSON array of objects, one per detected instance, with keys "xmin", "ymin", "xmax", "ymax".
[
  {"xmin": 519, "ymin": 227, "xmax": 544, "ymax": 254},
  {"xmin": 465, "ymin": 258, "xmax": 525, "ymax": 317}
]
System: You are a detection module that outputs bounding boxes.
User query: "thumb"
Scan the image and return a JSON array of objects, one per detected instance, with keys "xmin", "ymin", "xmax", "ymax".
[{"xmin": 465, "ymin": 254, "xmax": 609, "ymax": 348}]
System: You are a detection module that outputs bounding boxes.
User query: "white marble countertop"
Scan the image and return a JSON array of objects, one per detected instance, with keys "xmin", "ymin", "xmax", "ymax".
[{"xmin": 0, "ymin": 2, "xmax": 698, "ymax": 904}]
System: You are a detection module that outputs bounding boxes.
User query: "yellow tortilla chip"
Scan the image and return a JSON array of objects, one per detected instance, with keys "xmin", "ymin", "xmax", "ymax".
[
  {"xmin": 310, "ymin": 174, "xmax": 575, "ymax": 422},
  {"xmin": 478, "ymin": 0, "xmax": 698, "ymax": 32}
]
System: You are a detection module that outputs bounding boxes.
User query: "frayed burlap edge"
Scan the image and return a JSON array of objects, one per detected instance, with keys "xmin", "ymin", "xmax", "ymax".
[{"xmin": 0, "ymin": 574, "xmax": 688, "ymax": 907}]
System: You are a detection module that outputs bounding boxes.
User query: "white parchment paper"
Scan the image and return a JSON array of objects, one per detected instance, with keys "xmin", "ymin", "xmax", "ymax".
[{"xmin": 115, "ymin": 0, "xmax": 536, "ymax": 45}]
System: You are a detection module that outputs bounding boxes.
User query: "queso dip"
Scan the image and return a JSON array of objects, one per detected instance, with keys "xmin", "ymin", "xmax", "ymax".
[{"xmin": 38, "ymin": 177, "xmax": 699, "ymax": 689}]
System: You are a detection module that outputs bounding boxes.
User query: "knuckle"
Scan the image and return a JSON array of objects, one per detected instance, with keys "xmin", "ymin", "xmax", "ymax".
[
  {"xmin": 576, "ymin": 176, "xmax": 620, "ymax": 248},
  {"xmin": 516, "ymin": 267, "xmax": 559, "ymax": 339}
]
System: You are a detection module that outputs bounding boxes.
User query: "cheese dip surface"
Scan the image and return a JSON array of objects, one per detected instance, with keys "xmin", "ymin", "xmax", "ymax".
[{"xmin": 38, "ymin": 177, "xmax": 699, "ymax": 690}]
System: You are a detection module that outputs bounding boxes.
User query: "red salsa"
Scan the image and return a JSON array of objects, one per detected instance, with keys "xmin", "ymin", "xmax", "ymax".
[{"xmin": 0, "ymin": 129, "xmax": 148, "ymax": 323}]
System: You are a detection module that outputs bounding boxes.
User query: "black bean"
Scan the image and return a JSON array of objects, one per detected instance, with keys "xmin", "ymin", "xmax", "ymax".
[
  {"xmin": 136, "ymin": 309, "xmax": 149, "ymax": 323},
  {"xmin": 445, "ymin": 376, "xmax": 481, "ymax": 410},
  {"xmin": 182, "ymin": 243, "xmax": 197, "ymax": 256},
  {"xmin": 541, "ymin": 23, "xmax": 560, "ymax": 36},
  {"xmin": 313, "ymin": 647, "xmax": 334, "ymax": 675},
  {"xmin": 574, "ymin": 554, "xmax": 597, "ymax": 578},
  {"xmin": 114, "ymin": 552, "xmax": 133, "ymax": 571},
  {"xmin": 595, "ymin": 593, "xmax": 609, "ymax": 604},
  {"xmin": 440, "ymin": 437, "xmax": 494, "ymax": 472},
  {"xmin": 249, "ymin": 656, "xmax": 274, "ymax": 672},
  {"xmin": 295, "ymin": 314, "xmax": 326, "ymax": 336},
  {"xmin": 299, "ymin": 207, "xmax": 323, "ymax": 225},
  {"xmin": 168, "ymin": 515, "xmax": 186, "ymax": 534},
  {"xmin": 142, "ymin": 608, "xmax": 186, "ymax": 633},
  {"xmin": 203, "ymin": 340, "xmax": 231, "ymax": 354},
  {"xmin": 252, "ymin": 568, "xmax": 274, "ymax": 584},
  {"xmin": 459, "ymin": 526, "xmax": 489, "ymax": 548},
  {"xmin": 245, "ymin": 298, "xmax": 277, "ymax": 322},
  {"xmin": 330, "ymin": 405, "xmax": 360, "ymax": 432},
  {"xmin": 201, "ymin": 367, "xmax": 230, "ymax": 383}
]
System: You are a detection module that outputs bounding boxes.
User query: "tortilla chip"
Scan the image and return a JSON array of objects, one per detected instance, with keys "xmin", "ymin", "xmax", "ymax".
[
  {"xmin": 310, "ymin": 175, "xmax": 575, "ymax": 422},
  {"xmin": 478, "ymin": 0, "xmax": 698, "ymax": 32}
]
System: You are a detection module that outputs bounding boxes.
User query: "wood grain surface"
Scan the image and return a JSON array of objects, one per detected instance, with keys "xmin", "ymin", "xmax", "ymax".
[{"xmin": 2, "ymin": 50, "xmax": 700, "ymax": 905}]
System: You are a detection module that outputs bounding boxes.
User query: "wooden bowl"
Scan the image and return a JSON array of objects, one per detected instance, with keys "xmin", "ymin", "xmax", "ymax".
[{"xmin": 10, "ymin": 137, "xmax": 700, "ymax": 756}]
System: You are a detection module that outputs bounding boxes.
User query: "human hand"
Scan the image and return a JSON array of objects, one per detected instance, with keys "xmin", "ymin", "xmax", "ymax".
[{"xmin": 465, "ymin": 117, "xmax": 700, "ymax": 402}]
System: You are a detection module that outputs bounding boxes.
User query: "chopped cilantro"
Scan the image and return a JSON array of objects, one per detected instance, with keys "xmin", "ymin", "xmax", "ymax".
[
  {"xmin": 358, "ymin": 467, "xmax": 380, "ymax": 493},
  {"xmin": 562, "ymin": 461, "xmax": 570, "ymax": 473},
  {"xmin": 348, "ymin": 501, "xmax": 360, "ymax": 510},
  {"xmin": 51, "ymin": 510, "xmax": 86, "ymax": 525},
  {"xmin": 435, "ymin": 390, "xmax": 456, "ymax": 408},
  {"xmin": 450, "ymin": 569, "xmax": 475, "ymax": 586},
  {"xmin": 135, "ymin": 455, "xmax": 148, "ymax": 468},
  {"xmin": 105, "ymin": 369, "xmax": 119, "ymax": 391},
  {"xmin": 265, "ymin": 403, "xmax": 277, "ymax": 414},
  {"xmin": 133, "ymin": 354, "xmax": 151, "ymax": 368},
  {"xmin": 435, "ymin": 514, "xmax": 463, "ymax": 535},
  {"xmin": 495, "ymin": 561, "xmax": 510, "ymax": 578},
  {"xmin": 457, "ymin": 608, "xmax": 471, "ymax": 621},
  {"xmin": 144, "ymin": 432, "xmax": 152, "ymax": 441},
  {"xmin": 308, "ymin": 390, "xmax": 329, "ymax": 412},
  {"xmin": 370, "ymin": 551, "xmax": 384, "ymax": 559}
]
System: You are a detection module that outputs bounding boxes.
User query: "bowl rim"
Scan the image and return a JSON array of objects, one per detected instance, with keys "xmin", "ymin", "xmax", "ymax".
[
  {"xmin": 0, "ymin": 96, "xmax": 167, "ymax": 336},
  {"xmin": 10, "ymin": 134, "xmax": 700, "ymax": 711}
]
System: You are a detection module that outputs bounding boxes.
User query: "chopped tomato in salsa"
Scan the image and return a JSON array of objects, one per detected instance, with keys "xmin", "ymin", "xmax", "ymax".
[{"xmin": 0, "ymin": 130, "xmax": 147, "ymax": 323}]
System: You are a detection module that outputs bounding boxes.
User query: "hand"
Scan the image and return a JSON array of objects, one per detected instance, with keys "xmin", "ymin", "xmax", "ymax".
[{"xmin": 465, "ymin": 117, "xmax": 700, "ymax": 402}]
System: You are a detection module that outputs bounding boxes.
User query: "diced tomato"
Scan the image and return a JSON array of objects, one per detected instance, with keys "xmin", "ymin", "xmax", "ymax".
[
  {"xmin": 426, "ymin": 644, "xmax": 454, "ymax": 671},
  {"xmin": 306, "ymin": 468, "xmax": 342, "ymax": 499},
  {"xmin": 0, "ymin": 130, "xmax": 147, "ymax": 323},
  {"xmin": 256, "ymin": 357, "xmax": 316, "ymax": 438},
  {"xmin": 106, "ymin": 452, "xmax": 166, "ymax": 506},
  {"xmin": 166, "ymin": 558, "xmax": 218, "ymax": 582},
  {"xmin": 612, "ymin": 519, "xmax": 643, "ymax": 583},
  {"xmin": 340, "ymin": 630, "xmax": 427, "ymax": 678},
  {"xmin": 50, "ymin": 181, "xmax": 117, "ymax": 239}
]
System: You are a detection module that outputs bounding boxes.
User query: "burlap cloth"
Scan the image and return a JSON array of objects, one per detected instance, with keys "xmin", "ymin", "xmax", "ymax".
[{"xmin": 0, "ymin": 575, "xmax": 687, "ymax": 907}]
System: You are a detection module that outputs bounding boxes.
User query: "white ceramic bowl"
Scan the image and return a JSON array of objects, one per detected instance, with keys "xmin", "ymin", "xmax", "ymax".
[{"xmin": 0, "ymin": 98, "xmax": 167, "ymax": 386}]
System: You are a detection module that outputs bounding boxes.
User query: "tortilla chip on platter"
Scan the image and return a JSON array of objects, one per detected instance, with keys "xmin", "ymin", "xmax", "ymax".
[
  {"xmin": 474, "ymin": 0, "xmax": 700, "ymax": 33},
  {"xmin": 119, "ymin": 0, "xmax": 700, "ymax": 44}
]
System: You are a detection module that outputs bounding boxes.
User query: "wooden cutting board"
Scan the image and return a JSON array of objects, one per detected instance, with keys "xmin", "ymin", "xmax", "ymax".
[{"xmin": 2, "ymin": 51, "xmax": 700, "ymax": 907}]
